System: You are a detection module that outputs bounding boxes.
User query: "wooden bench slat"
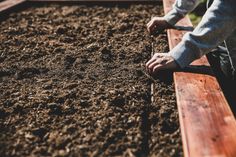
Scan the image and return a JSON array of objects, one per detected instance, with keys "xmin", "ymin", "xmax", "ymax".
[{"xmin": 163, "ymin": 0, "xmax": 236, "ymax": 157}]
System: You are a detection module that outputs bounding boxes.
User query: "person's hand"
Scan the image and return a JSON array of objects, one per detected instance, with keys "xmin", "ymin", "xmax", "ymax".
[
  {"xmin": 146, "ymin": 53, "xmax": 179, "ymax": 74},
  {"xmin": 147, "ymin": 17, "xmax": 174, "ymax": 34}
]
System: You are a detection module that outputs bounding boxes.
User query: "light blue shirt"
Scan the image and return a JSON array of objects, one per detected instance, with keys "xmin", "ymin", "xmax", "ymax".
[{"xmin": 164, "ymin": 0, "xmax": 236, "ymax": 69}]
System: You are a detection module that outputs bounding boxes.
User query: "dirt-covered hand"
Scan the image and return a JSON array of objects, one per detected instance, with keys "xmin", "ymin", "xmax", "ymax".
[
  {"xmin": 147, "ymin": 17, "xmax": 173, "ymax": 34},
  {"xmin": 146, "ymin": 53, "xmax": 179, "ymax": 74}
]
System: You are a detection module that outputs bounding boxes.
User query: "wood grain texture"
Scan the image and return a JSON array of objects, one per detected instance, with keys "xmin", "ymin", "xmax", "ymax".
[
  {"xmin": 0, "ymin": 0, "xmax": 26, "ymax": 13},
  {"xmin": 163, "ymin": 0, "xmax": 236, "ymax": 157}
]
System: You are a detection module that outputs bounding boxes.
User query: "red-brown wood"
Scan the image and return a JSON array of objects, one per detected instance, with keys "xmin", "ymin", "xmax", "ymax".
[
  {"xmin": 0, "ymin": 0, "xmax": 26, "ymax": 13},
  {"xmin": 163, "ymin": 0, "xmax": 236, "ymax": 157}
]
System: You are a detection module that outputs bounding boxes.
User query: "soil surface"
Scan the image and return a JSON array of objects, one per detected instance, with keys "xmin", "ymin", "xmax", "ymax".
[{"xmin": 0, "ymin": 3, "xmax": 182, "ymax": 157}]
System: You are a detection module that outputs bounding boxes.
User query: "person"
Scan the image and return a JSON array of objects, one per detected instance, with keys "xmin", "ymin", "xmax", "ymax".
[{"xmin": 145, "ymin": 0, "xmax": 236, "ymax": 81}]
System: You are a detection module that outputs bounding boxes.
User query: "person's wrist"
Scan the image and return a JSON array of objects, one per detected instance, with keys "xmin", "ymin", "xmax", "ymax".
[
  {"xmin": 168, "ymin": 51, "xmax": 184, "ymax": 69},
  {"xmin": 163, "ymin": 20, "xmax": 175, "ymax": 29}
]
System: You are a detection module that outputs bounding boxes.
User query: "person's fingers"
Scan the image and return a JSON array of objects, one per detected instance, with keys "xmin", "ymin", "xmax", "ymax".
[
  {"xmin": 146, "ymin": 54, "xmax": 161, "ymax": 66},
  {"xmin": 145, "ymin": 53, "xmax": 177, "ymax": 74},
  {"xmin": 146, "ymin": 53, "xmax": 173, "ymax": 73},
  {"xmin": 147, "ymin": 25, "xmax": 151, "ymax": 33},
  {"xmin": 146, "ymin": 21, "xmax": 151, "ymax": 29},
  {"xmin": 146, "ymin": 58, "xmax": 156, "ymax": 73},
  {"xmin": 147, "ymin": 19, "xmax": 154, "ymax": 31},
  {"xmin": 147, "ymin": 21, "xmax": 154, "ymax": 33},
  {"xmin": 148, "ymin": 19, "xmax": 159, "ymax": 33},
  {"xmin": 146, "ymin": 54, "xmax": 165, "ymax": 67},
  {"xmin": 153, "ymin": 59, "xmax": 178, "ymax": 73},
  {"xmin": 152, "ymin": 64, "xmax": 163, "ymax": 73},
  {"xmin": 147, "ymin": 20, "xmax": 152, "ymax": 27},
  {"xmin": 152, "ymin": 60, "xmax": 171, "ymax": 73},
  {"xmin": 148, "ymin": 22, "xmax": 157, "ymax": 33},
  {"xmin": 159, "ymin": 57, "xmax": 168, "ymax": 65},
  {"xmin": 148, "ymin": 59, "xmax": 162, "ymax": 71},
  {"xmin": 148, "ymin": 60, "xmax": 159, "ymax": 69},
  {"xmin": 146, "ymin": 57, "xmax": 156, "ymax": 67}
]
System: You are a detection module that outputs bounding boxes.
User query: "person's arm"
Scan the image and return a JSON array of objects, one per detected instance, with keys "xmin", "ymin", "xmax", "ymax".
[
  {"xmin": 164, "ymin": 0, "xmax": 201, "ymax": 26},
  {"xmin": 147, "ymin": 0, "xmax": 200, "ymax": 33},
  {"xmin": 169, "ymin": 0, "xmax": 236, "ymax": 68},
  {"xmin": 146, "ymin": 0, "xmax": 236, "ymax": 74}
]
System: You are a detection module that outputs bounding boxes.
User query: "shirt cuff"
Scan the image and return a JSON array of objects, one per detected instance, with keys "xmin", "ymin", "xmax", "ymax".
[
  {"xmin": 169, "ymin": 39, "xmax": 201, "ymax": 68},
  {"xmin": 164, "ymin": 9, "xmax": 185, "ymax": 26}
]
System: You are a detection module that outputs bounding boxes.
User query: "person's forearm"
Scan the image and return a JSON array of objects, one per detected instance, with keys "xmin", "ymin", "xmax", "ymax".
[
  {"xmin": 164, "ymin": 0, "xmax": 201, "ymax": 25},
  {"xmin": 169, "ymin": 0, "xmax": 236, "ymax": 68}
]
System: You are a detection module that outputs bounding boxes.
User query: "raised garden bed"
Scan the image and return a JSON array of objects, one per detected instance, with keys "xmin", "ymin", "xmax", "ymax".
[{"xmin": 0, "ymin": 2, "xmax": 182, "ymax": 157}]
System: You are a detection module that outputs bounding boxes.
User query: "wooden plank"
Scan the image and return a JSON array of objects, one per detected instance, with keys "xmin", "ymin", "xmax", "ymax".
[
  {"xmin": 0, "ymin": 0, "xmax": 26, "ymax": 13},
  {"xmin": 163, "ymin": 0, "xmax": 236, "ymax": 157}
]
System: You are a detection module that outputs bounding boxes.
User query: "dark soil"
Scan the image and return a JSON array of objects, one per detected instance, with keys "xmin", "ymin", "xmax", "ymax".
[{"xmin": 0, "ymin": 3, "xmax": 182, "ymax": 157}]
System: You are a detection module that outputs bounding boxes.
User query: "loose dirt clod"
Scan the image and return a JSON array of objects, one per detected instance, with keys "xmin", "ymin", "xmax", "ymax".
[{"xmin": 0, "ymin": 3, "xmax": 182, "ymax": 157}]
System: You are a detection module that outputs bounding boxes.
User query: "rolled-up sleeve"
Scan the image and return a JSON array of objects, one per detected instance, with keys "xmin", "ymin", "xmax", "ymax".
[
  {"xmin": 169, "ymin": 0, "xmax": 236, "ymax": 68},
  {"xmin": 164, "ymin": 0, "xmax": 201, "ymax": 25}
]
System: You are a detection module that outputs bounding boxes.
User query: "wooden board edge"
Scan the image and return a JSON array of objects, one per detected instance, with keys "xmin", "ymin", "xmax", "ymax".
[
  {"xmin": 163, "ymin": 0, "xmax": 236, "ymax": 157},
  {"xmin": 0, "ymin": 0, "xmax": 26, "ymax": 14}
]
